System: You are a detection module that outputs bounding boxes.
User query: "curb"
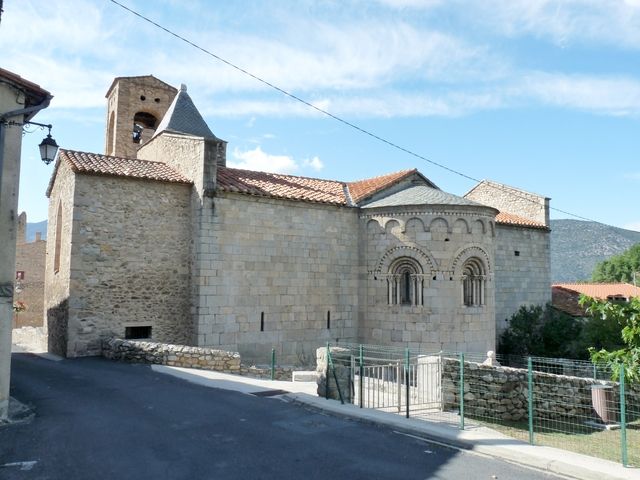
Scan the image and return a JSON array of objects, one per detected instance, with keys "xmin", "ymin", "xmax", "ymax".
[{"xmin": 284, "ymin": 393, "xmax": 639, "ymax": 480}]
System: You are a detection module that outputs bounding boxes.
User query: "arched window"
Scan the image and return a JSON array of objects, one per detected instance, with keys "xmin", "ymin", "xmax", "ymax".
[
  {"xmin": 462, "ymin": 257, "xmax": 485, "ymax": 306},
  {"xmin": 387, "ymin": 257, "xmax": 423, "ymax": 306},
  {"xmin": 54, "ymin": 201, "xmax": 63, "ymax": 274}
]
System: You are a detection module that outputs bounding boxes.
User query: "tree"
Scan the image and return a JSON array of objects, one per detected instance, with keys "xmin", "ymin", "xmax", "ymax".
[
  {"xmin": 580, "ymin": 295, "xmax": 640, "ymax": 383},
  {"xmin": 498, "ymin": 304, "xmax": 587, "ymax": 359},
  {"xmin": 591, "ymin": 243, "xmax": 640, "ymax": 283}
]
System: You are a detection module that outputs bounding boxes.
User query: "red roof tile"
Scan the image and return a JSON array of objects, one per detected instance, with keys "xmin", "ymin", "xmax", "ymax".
[
  {"xmin": 347, "ymin": 169, "xmax": 417, "ymax": 203},
  {"xmin": 217, "ymin": 167, "xmax": 348, "ymax": 205},
  {"xmin": 47, "ymin": 149, "xmax": 191, "ymax": 196},
  {"xmin": 495, "ymin": 211, "xmax": 547, "ymax": 230},
  {"xmin": 553, "ymin": 283, "xmax": 640, "ymax": 300}
]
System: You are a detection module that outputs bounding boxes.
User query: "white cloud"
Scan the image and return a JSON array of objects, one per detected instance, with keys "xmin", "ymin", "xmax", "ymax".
[
  {"xmin": 229, "ymin": 147, "xmax": 324, "ymax": 175},
  {"xmin": 303, "ymin": 157, "xmax": 324, "ymax": 172},
  {"xmin": 462, "ymin": 0, "xmax": 640, "ymax": 49},
  {"xmin": 229, "ymin": 146, "xmax": 298, "ymax": 173},
  {"xmin": 515, "ymin": 72, "xmax": 640, "ymax": 115}
]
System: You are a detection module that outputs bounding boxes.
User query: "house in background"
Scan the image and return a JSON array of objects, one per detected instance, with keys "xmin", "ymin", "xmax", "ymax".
[
  {"xmin": 13, "ymin": 212, "xmax": 46, "ymax": 328},
  {"xmin": 552, "ymin": 283, "xmax": 640, "ymax": 317},
  {"xmin": 44, "ymin": 75, "xmax": 551, "ymax": 364}
]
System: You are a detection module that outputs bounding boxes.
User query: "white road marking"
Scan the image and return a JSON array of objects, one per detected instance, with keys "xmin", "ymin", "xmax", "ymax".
[{"xmin": 1, "ymin": 461, "xmax": 37, "ymax": 471}]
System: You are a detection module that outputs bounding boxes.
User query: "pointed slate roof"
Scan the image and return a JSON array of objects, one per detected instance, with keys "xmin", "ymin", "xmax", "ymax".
[
  {"xmin": 153, "ymin": 84, "xmax": 217, "ymax": 139},
  {"xmin": 360, "ymin": 185, "xmax": 487, "ymax": 208}
]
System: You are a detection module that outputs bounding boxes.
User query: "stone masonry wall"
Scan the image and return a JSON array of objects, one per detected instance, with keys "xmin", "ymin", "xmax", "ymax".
[
  {"xmin": 63, "ymin": 174, "xmax": 192, "ymax": 357},
  {"xmin": 361, "ymin": 205, "xmax": 497, "ymax": 353},
  {"xmin": 493, "ymin": 225, "xmax": 551, "ymax": 333},
  {"xmin": 465, "ymin": 180, "xmax": 549, "ymax": 227},
  {"xmin": 200, "ymin": 193, "xmax": 360, "ymax": 366},
  {"xmin": 44, "ymin": 160, "xmax": 76, "ymax": 357},
  {"xmin": 102, "ymin": 338, "xmax": 297, "ymax": 380},
  {"xmin": 442, "ymin": 358, "xmax": 640, "ymax": 423},
  {"xmin": 14, "ymin": 235, "xmax": 46, "ymax": 328},
  {"xmin": 103, "ymin": 337, "xmax": 240, "ymax": 372},
  {"xmin": 105, "ymin": 77, "xmax": 177, "ymax": 158}
]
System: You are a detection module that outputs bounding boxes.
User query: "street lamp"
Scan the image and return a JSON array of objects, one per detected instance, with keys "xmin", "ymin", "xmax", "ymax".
[
  {"xmin": 0, "ymin": 119, "xmax": 59, "ymax": 164},
  {"xmin": 37, "ymin": 126, "xmax": 59, "ymax": 165}
]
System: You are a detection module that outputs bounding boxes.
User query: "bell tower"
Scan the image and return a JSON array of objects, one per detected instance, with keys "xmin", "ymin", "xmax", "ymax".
[{"xmin": 104, "ymin": 75, "xmax": 178, "ymax": 158}]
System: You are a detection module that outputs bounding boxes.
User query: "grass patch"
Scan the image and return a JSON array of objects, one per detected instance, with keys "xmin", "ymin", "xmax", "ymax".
[{"xmin": 475, "ymin": 416, "xmax": 640, "ymax": 466}]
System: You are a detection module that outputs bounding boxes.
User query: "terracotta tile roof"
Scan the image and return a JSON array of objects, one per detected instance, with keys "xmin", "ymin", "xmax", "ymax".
[
  {"xmin": 216, "ymin": 167, "xmax": 348, "ymax": 205},
  {"xmin": 47, "ymin": 149, "xmax": 191, "ymax": 196},
  {"xmin": 347, "ymin": 169, "xmax": 417, "ymax": 204},
  {"xmin": 553, "ymin": 283, "xmax": 640, "ymax": 300},
  {"xmin": 552, "ymin": 283, "xmax": 640, "ymax": 316},
  {"xmin": 495, "ymin": 211, "xmax": 548, "ymax": 230}
]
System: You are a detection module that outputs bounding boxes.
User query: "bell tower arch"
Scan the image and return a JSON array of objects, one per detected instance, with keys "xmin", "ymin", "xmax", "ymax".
[{"xmin": 104, "ymin": 75, "xmax": 178, "ymax": 158}]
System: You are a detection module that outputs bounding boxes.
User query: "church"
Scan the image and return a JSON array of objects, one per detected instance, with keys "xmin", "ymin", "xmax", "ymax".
[{"xmin": 44, "ymin": 75, "xmax": 550, "ymax": 364}]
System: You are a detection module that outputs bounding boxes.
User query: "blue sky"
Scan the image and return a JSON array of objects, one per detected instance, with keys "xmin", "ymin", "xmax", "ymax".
[{"xmin": 1, "ymin": 0, "xmax": 639, "ymax": 229}]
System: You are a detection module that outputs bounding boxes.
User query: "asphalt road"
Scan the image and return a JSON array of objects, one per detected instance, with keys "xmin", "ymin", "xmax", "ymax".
[{"xmin": 1, "ymin": 354, "xmax": 562, "ymax": 480}]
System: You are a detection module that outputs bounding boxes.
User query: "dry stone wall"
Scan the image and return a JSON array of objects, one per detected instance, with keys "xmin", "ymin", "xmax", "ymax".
[
  {"xmin": 103, "ymin": 338, "xmax": 297, "ymax": 380},
  {"xmin": 442, "ymin": 358, "xmax": 640, "ymax": 424},
  {"xmin": 103, "ymin": 338, "xmax": 241, "ymax": 372}
]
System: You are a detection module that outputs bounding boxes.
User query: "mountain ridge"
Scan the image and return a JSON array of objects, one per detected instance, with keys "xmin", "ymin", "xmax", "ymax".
[{"xmin": 550, "ymin": 219, "xmax": 640, "ymax": 283}]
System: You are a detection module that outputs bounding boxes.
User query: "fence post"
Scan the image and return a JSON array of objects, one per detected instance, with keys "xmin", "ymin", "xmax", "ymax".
[
  {"xmin": 459, "ymin": 353, "xmax": 465, "ymax": 430},
  {"xmin": 325, "ymin": 342, "xmax": 330, "ymax": 400},
  {"xmin": 528, "ymin": 357, "xmax": 534, "ymax": 445},
  {"xmin": 405, "ymin": 347, "xmax": 410, "ymax": 419},
  {"xmin": 327, "ymin": 343, "xmax": 345, "ymax": 405},
  {"xmin": 359, "ymin": 344, "xmax": 364, "ymax": 409},
  {"xmin": 620, "ymin": 364, "xmax": 627, "ymax": 467},
  {"xmin": 270, "ymin": 348, "xmax": 276, "ymax": 381}
]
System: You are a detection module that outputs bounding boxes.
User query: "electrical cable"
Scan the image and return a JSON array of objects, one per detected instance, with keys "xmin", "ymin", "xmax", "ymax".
[{"xmin": 110, "ymin": 0, "xmax": 610, "ymax": 226}]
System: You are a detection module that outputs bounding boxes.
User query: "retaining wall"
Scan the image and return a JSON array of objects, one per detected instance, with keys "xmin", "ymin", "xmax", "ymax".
[{"xmin": 102, "ymin": 338, "xmax": 296, "ymax": 380}]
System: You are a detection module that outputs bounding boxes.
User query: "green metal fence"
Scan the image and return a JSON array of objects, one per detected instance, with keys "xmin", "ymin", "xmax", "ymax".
[{"xmin": 324, "ymin": 342, "xmax": 639, "ymax": 467}]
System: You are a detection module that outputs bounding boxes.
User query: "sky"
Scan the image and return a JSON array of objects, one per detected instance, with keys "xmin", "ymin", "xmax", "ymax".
[{"xmin": 1, "ymin": 0, "xmax": 639, "ymax": 229}]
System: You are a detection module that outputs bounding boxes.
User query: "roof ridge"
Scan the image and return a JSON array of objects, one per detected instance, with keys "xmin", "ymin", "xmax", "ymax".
[
  {"xmin": 220, "ymin": 166, "xmax": 344, "ymax": 184},
  {"xmin": 59, "ymin": 148, "xmax": 175, "ymax": 167},
  {"xmin": 347, "ymin": 168, "xmax": 416, "ymax": 185}
]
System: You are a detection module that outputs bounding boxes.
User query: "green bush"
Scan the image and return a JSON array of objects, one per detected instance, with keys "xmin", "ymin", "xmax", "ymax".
[{"xmin": 498, "ymin": 303, "xmax": 622, "ymax": 360}]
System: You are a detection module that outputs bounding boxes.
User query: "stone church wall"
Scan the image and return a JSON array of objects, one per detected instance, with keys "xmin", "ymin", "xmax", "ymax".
[
  {"xmin": 493, "ymin": 225, "xmax": 551, "ymax": 333},
  {"xmin": 44, "ymin": 160, "xmax": 76, "ymax": 356},
  {"xmin": 361, "ymin": 206, "xmax": 497, "ymax": 353},
  {"xmin": 61, "ymin": 174, "xmax": 192, "ymax": 357},
  {"xmin": 199, "ymin": 193, "xmax": 360, "ymax": 365}
]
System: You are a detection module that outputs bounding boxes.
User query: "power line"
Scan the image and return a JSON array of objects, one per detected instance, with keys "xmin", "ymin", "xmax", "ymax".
[{"xmin": 109, "ymin": 0, "xmax": 605, "ymax": 225}]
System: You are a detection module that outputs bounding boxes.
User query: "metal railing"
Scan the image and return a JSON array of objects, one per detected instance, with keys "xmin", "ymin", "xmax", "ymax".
[{"xmin": 322, "ymin": 343, "xmax": 638, "ymax": 467}]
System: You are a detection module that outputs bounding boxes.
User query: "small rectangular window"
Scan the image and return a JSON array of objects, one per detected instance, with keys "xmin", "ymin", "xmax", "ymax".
[
  {"xmin": 260, "ymin": 312, "xmax": 265, "ymax": 331},
  {"xmin": 125, "ymin": 326, "xmax": 152, "ymax": 339},
  {"xmin": 327, "ymin": 311, "xmax": 331, "ymax": 329},
  {"xmin": 514, "ymin": 251, "xmax": 520, "ymax": 256}
]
